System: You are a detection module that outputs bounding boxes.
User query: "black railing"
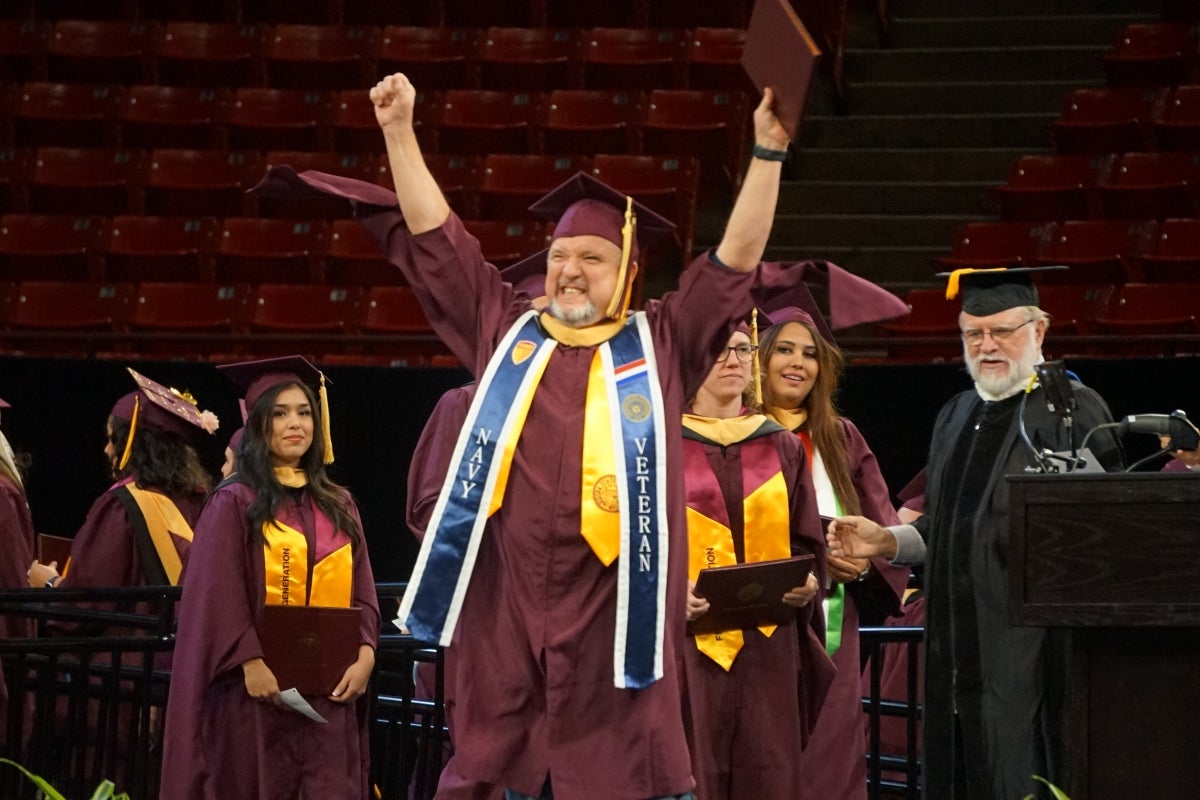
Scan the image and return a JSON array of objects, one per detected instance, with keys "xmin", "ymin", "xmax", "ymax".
[{"xmin": 2, "ymin": 587, "xmax": 924, "ymax": 799}]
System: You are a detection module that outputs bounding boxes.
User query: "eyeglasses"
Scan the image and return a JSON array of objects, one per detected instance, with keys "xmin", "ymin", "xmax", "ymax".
[
  {"xmin": 718, "ymin": 344, "xmax": 758, "ymax": 363},
  {"xmin": 960, "ymin": 318, "xmax": 1035, "ymax": 347}
]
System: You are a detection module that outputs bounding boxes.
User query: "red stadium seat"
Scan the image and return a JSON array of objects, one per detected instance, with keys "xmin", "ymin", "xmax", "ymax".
[
  {"xmin": 331, "ymin": 87, "xmax": 441, "ymax": 153},
  {"xmin": 264, "ymin": 24, "xmax": 379, "ymax": 90},
  {"xmin": 144, "ymin": 149, "xmax": 264, "ymax": 217},
  {"xmin": 543, "ymin": 90, "xmax": 642, "ymax": 155},
  {"xmin": 214, "ymin": 217, "xmax": 329, "ymax": 284},
  {"xmin": 362, "ymin": 285, "xmax": 431, "ymax": 333},
  {"xmin": 478, "ymin": 27, "xmax": 583, "ymax": 91},
  {"xmin": 259, "ymin": 150, "xmax": 379, "ymax": 219},
  {"xmin": 937, "ymin": 221, "xmax": 1057, "ymax": 269},
  {"xmin": 438, "ymin": 90, "xmax": 545, "ymax": 155},
  {"xmin": 1098, "ymin": 151, "xmax": 1200, "ymax": 220},
  {"xmin": 1102, "ymin": 23, "xmax": 1200, "ymax": 87},
  {"xmin": 1155, "ymin": 85, "xmax": 1200, "ymax": 151},
  {"xmin": 374, "ymin": 153, "xmax": 481, "ymax": 217},
  {"xmin": 0, "ymin": 213, "xmax": 105, "ymax": 282},
  {"xmin": 878, "ymin": 288, "xmax": 963, "ymax": 362},
  {"xmin": 156, "ymin": 22, "xmax": 267, "ymax": 88},
  {"xmin": 589, "ymin": 154, "xmax": 700, "ymax": 272},
  {"xmin": 641, "ymin": 89, "xmax": 751, "ymax": 192},
  {"xmin": 0, "ymin": 20, "xmax": 51, "ymax": 83},
  {"xmin": 1140, "ymin": 218, "xmax": 1200, "ymax": 281},
  {"xmin": 13, "ymin": 82, "xmax": 123, "ymax": 148},
  {"xmin": 0, "ymin": 148, "xmax": 31, "ymax": 215},
  {"xmin": 477, "ymin": 154, "xmax": 590, "ymax": 220},
  {"xmin": 126, "ymin": 282, "xmax": 249, "ymax": 357},
  {"xmin": 1036, "ymin": 283, "xmax": 1119, "ymax": 336},
  {"xmin": 46, "ymin": 20, "xmax": 157, "ymax": 84},
  {"xmin": 3, "ymin": 280, "xmax": 130, "ymax": 356},
  {"xmin": 378, "ymin": 25, "xmax": 480, "ymax": 90},
  {"xmin": 325, "ymin": 219, "xmax": 403, "ymax": 287},
  {"xmin": 461, "ymin": 219, "xmax": 550, "ymax": 267},
  {"xmin": 583, "ymin": 28, "xmax": 688, "ymax": 90},
  {"xmin": 1050, "ymin": 87, "xmax": 1167, "ymax": 154},
  {"xmin": 1035, "ymin": 219, "xmax": 1159, "ymax": 284},
  {"xmin": 102, "ymin": 215, "xmax": 220, "ymax": 283},
  {"xmin": 686, "ymin": 28, "xmax": 753, "ymax": 92},
  {"xmin": 1093, "ymin": 281, "xmax": 1200, "ymax": 335},
  {"xmin": 28, "ymin": 147, "xmax": 145, "ymax": 215},
  {"xmin": 117, "ymin": 85, "xmax": 229, "ymax": 150},
  {"xmin": 991, "ymin": 154, "xmax": 1116, "ymax": 222},
  {"xmin": 246, "ymin": 283, "xmax": 363, "ymax": 356},
  {"xmin": 221, "ymin": 88, "xmax": 334, "ymax": 152}
]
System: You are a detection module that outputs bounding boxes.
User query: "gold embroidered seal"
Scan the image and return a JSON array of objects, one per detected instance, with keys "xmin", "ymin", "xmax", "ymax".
[
  {"xmin": 593, "ymin": 475, "xmax": 620, "ymax": 513},
  {"xmin": 621, "ymin": 393, "xmax": 651, "ymax": 422},
  {"xmin": 511, "ymin": 340, "xmax": 536, "ymax": 365}
]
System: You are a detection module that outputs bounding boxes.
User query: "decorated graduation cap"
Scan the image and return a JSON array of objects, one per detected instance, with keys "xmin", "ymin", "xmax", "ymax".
[
  {"xmin": 939, "ymin": 266, "xmax": 1067, "ymax": 317},
  {"xmin": 111, "ymin": 368, "xmax": 220, "ymax": 471},
  {"xmin": 216, "ymin": 356, "xmax": 335, "ymax": 464},
  {"xmin": 528, "ymin": 172, "xmax": 676, "ymax": 320}
]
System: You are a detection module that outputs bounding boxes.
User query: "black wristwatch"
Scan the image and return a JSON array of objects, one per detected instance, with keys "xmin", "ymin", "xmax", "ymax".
[{"xmin": 45, "ymin": 575, "xmax": 60, "ymax": 588}]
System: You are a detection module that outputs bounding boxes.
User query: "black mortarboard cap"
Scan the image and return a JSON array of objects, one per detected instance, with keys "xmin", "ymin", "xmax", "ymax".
[{"xmin": 938, "ymin": 266, "xmax": 1067, "ymax": 317}]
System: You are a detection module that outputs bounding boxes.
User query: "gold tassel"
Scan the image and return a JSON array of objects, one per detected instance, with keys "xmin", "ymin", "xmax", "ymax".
[
  {"xmin": 945, "ymin": 266, "xmax": 1006, "ymax": 300},
  {"xmin": 319, "ymin": 373, "xmax": 334, "ymax": 465},
  {"xmin": 118, "ymin": 396, "xmax": 139, "ymax": 472},
  {"xmin": 605, "ymin": 195, "xmax": 637, "ymax": 320},
  {"xmin": 751, "ymin": 309, "xmax": 762, "ymax": 406}
]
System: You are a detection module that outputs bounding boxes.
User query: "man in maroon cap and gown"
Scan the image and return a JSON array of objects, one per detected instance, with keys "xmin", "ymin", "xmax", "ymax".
[
  {"xmin": 828, "ymin": 267, "xmax": 1125, "ymax": 800},
  {"xmin": 256, "ymin": 71, "xmax": 791, "ymax": 799},
  {"xmin": 679, "ymin": 322, "xmax": 832, "ymax": 799},
  {"xmin": 160, "ymin": 357, "xmax": 380, "ymax": 800}
]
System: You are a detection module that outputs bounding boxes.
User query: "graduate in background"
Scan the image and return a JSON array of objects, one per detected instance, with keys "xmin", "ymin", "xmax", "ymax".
[
  {"xmin": 160, "ymin": 357, "xmax": 380, "ymax": 800},
  {"xmin": 679, "ymin": 323, "xmax": 830, "ymax": 799},
  {"xmin": 0, "ymin": 395, "xmax": 35, "ymax": 749}
]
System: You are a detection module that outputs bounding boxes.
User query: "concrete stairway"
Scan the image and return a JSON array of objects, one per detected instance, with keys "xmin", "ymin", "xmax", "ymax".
[{"xmin": 744, "ymin": 0, "xmax": 1164, "ymax": 292}]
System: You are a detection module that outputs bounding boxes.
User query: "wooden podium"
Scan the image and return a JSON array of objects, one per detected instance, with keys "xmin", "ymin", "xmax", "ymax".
[{"xmin": 1009, "ymin": 472, "xmax": 1200, "ymax": 800}]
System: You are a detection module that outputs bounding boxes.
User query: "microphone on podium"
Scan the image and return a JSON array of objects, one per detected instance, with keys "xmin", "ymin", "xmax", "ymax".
[{"xmin": 1118, "ymin": 411, "xmax": 1200, "ymax": 452}]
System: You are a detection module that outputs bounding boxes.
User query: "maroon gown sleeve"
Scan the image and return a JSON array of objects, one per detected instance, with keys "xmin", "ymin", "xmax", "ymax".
[
  {"xmin": 58, "ymin": 489, "xmax": 140, "ymax": 588},
  {"xmin": 842, "ymin": 419, "xmax": 908, "ymax": 616},
  {"xmin": 405, "ymin": 384, "xmax": 475, "ymax": 541},
  {"xmin": 344, "ymin": 497, "xmax": 381, "ymax": 649},
  {"xmin": 0, "ymin": 476, "xmax": 35, "ymax": 638}
]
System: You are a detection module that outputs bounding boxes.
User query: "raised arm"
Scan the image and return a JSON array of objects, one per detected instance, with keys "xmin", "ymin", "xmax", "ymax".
[
  {"xmin": 370, "ymin": 73, "xmax": 451, "ymax": 234},
  {"xmin": 714, "ymin": 87, "xmax": 791, "ymax": 272}
]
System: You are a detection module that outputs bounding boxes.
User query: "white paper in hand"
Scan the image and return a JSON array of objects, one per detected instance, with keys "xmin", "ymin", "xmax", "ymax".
[{"xmin": 279, "ymin": 688, "xmax": 328, "ymax": 723}]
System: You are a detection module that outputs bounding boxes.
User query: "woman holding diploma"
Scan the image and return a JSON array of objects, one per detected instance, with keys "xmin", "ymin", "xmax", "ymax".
[
  {"xmin": 160, "ymin": 356, "xmax": 380, "ymax": 800},
  {"xmin": 680, "ymin": 325, "xmax": 830, "ymax": 800}
]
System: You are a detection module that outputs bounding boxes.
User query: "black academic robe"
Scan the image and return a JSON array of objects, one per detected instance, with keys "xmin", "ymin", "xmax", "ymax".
[{"xmin": 916, "ymin": 381, "xmax": 1122, "ymax": 800}]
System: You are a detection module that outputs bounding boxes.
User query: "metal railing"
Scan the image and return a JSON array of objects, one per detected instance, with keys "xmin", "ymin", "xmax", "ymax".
[{"xmin": 860, "ymin": 625, "xmax": 924, "ymax": 799}]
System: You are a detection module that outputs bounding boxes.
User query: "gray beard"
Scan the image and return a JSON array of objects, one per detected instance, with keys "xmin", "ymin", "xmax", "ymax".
[
  {"xmin": 966, "ymin": 346, "xmax": 1041, "ymax": 401},
  {"xmin": 548, "ymin": 298, "xmax": 598, "ymax": 327}
]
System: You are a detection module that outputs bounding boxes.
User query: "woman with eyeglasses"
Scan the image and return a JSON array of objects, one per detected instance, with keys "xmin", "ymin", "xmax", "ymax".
[
  {"xmin": 679, "ymin": 326, "xmax": 833, "ymax": 800},
  {"xmin": 757, "ymin": 308, "xmax": 910, "ymax": 800}
]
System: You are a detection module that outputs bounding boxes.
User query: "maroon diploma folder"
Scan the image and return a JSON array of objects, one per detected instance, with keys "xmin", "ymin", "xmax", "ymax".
[
  {"xmin": 741, "ymin": 0, "xmax": 822, "ymax": 139},
  {"xmin": 689, "ymin": 554, "xmax": 815, "ymax": 635},
  {"xmin": 36, "ymin": 533, "xmax": 74, "ymax": 569},
  {"xmin": 256, "ymin": 604, "xmax": 361, "ymax": 696}
]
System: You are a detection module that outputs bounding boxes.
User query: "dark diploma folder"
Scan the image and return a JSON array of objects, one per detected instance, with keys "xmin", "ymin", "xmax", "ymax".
[
  {"xmin": 36, "ymin": 533, "xmax": 73, "ymax": 568},
  {"xmin": 688, "ymin": 555, "xmax": 815, "ymax": 636},
  {"xmin": 256, "ymin": 604, "xmax": 361, "ymax": 696},
  {"xmin": 741, "ymin": 0, "xmax": 822, "ymax": 139}
]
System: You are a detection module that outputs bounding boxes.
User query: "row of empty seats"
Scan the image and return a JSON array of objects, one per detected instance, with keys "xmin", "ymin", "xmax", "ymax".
[
  {"xmin": 0, "ymin": 22, "xmax": 751, "ymax": 92},
  {"xmin": 1, "ymin": 0, "xmax": 755, "ymax": 29},
  {"xmin": 1102, "ymin": 22, "xmax": 1200, "ymax": 88},
  {"xmin": 992, "ymin": 150, "xmax": 1200, "ymax": 221},
  {"xmin": 0, "ymin": 151, "xmax": 701, "ymax": 271},
  {"xmin": 1050, "ymin": 85, "xmax": 1200, "ymax": 154},
  {"xmin": 938, "ymin": 219, "xmax": 1200, "ymax": 284},
  {"xmin": 2, "ymin": 85, "xmax": 747, "ymax": 190}
]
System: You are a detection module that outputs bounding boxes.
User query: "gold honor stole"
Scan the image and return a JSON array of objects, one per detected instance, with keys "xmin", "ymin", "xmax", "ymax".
[
  {"xmin": 122, "ymin": 485, "xmax": 194, "ymax": 586},
  {"xmin": 399, "ymin": 309, "xmax": 669, "ymax": 689},
  {"xmin": 261, "ymin": 497, "xmax": 353, "ymax": 608},
  {"xmin": 682, "ymin": 415, "xmax": 791, "ymax": 671}
]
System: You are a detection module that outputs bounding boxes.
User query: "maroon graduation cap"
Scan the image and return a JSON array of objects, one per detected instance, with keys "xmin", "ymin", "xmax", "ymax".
[{"xmin": 216, "ymin": 355, "xmax": 334, "ymax": 464}]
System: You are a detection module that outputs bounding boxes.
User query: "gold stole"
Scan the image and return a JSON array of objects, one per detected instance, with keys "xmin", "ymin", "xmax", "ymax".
[
  {"xmin": 124, "ymin": 485, "xmax": 194, "ymax": 586},
  {"xmin": 684, "ymin": 416, "xmax": 791, "ymax": 670},
  {"xmin": 261, "ymin": 473, "xmax": 353, "ymax": 607}
]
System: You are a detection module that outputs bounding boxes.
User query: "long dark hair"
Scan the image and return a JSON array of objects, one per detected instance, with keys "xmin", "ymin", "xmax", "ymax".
[
  {"xmin": 239, "ymin": 381, "xmax": 362, "ymax": 547},
  {"xmin": 757, "ymin": 320, "xmax": 862, "ymax": 516},
  {"xmin": 108, "ymin": 419, "xmax": 212, "ymax": 495}
]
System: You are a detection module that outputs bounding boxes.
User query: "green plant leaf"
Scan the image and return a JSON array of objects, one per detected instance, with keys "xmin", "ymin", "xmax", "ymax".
[
  {"xmin": 88, "ymin": 779, "xmax": 116, "ymax": 800},
  {"xmin": 1031, "ymin": 775, "xmax": 1071, "ymax": 800},
  {"xmin": 0, "ymin": 758, "xmax": 67, "ymax": 800}
]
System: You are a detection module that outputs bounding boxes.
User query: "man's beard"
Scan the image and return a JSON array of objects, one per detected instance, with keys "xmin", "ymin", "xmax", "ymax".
[
  {"xmin": 966, "ymin": 342, "xmax": 1039, "ymax": 400},
  {"xmin": 547, "ymin": 297, "xmax": 598, "ymax": 327}
]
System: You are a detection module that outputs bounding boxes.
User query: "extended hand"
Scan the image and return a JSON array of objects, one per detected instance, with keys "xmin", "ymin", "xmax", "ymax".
[
  {"xmin": 27, "ymin": 560, "xmax": 59, "ymax": 588},
  {"xmin": 826, "ymin": 515, "xmax": 899, "ymax": 560},
  {"xmin": 753, "ymin": 87, "xmax": 790, "ymax": 151}
]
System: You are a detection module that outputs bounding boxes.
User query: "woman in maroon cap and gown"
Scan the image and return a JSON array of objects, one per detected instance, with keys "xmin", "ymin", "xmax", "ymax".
[
  {"xmin": 160, "ymin": 357, "xmax": 380, "ymax": 800},
  {"xmin": 679, "ymin": 327, "xmax": 833, "ymax": 799},
  {"xmin": 0, "ymin": 396, "xmax": 35, "ymax": 747},
  {"xmin": 758, "ymin": 311, "xmax": 909, "ymax": 800}
]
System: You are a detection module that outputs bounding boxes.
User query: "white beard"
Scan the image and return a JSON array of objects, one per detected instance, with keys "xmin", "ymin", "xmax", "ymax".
[
  {"xmin": 966, "ymin": 343, "xmax": 1041, "ymax": 401},
  {"xmin": 548, "ymin": 298, "xmax": 598, "ymax": 327}
]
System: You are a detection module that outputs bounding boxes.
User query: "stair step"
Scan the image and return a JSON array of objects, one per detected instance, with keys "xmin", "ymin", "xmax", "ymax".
[
  {"xmin": 769, "ymin": 214, "xmax": 978, "ymax": 248},
  {"xmin": 801, "ymin": 112, "xmax": 1056, "ymax": 149},
  {"xmin": 791, "ymin": 147, "xmax": 1035, "ymax": 182},
  {"xmin": 780, "ymin": 180, "xmax": 998, "ymax": 216},
  {"xmin": 843, "ymin": 45, "xmax": 1108, "ymax": 83},
  {"xmin": 814, "ymin": 80, "xmax": 1093, "ymax": 116},
  {"xmin": 883, "ymin": 14, "xmax": 1154, "ymax": 48}
]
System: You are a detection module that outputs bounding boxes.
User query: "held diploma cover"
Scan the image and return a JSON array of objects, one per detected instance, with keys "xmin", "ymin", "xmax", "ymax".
[
  {"xmin": 257, "ymin": 604, "xmax": 361, "ymax": 696},
  {"xmin": 36, "ymin": 533, "xmax": 73, "ymax": 568},
  {"xmin": 689, "ymin": 554, "xmax": 815, "ymax": 635}
]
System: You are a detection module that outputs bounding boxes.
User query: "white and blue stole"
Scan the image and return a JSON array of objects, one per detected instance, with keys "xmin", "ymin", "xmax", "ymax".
[{"xmin": 399, "ymin": 309, "xmax": 670, "ymax": 689}]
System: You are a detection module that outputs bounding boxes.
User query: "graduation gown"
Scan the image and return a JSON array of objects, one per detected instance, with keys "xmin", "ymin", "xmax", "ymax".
[
  {"xmin": 917, "ymin": 382, "xmax": 1123, "ymax": 800},
  {"xmin": 796, "ymin": 419, "xmax": 909, "ymax": 800},
  {"xmin": 159, "ymin": 480, "xmax": 381, "ymax": 800},
  {"xmin": 679, "ymin": 419, "xmax": 833, "ymax": 800},
  {"xmin": 0, "ymin": 473, "xmax": 34, "ymax": 738}
]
